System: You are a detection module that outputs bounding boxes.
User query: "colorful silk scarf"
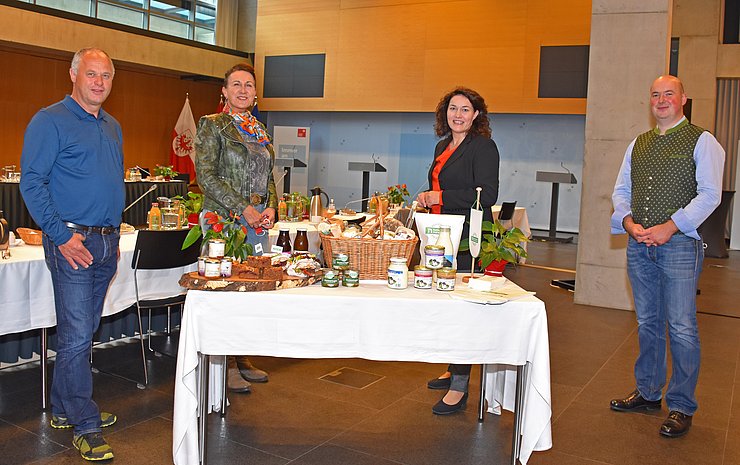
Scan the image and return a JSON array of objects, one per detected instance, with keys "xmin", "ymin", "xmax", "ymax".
[{"xmin": 223, "ymin": 103, "xmax": 270, "ymax": 146}]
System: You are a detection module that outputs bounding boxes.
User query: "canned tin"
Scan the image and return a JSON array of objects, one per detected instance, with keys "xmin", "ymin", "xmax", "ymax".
[
  {"xmin": 204, "ymin": 258, "xmax": 221, "ymax": 278},
  {"xmin": 220, "ymin": 257, "xmax": 233, "ymax": 278},
  {"xmin": 332, "ymin": 252, "xmax": 350, "ymax": 270},
  {"xmin": 342, "ymin": 269, "xmax": 359, "ymax": 287},
  {"xmin": 321, "ymin": 269, "xmax": 340, "ymax": 287},
  {"xmin": 197, "ymin": 256, "xmax": 207, "ymax": 276},
  {"xmin": 436, "ymin": 267, "xmax": 456, "ymax": 291},
  {"xmin": 413, "ymin": 265, "xmax": 433, "ymax": 289},
  {"xmin": 424, "ymin": 244, "xmax": 445, "ymax": 269},
  {"xmin": 208, "ymin": 238, "xmax": 226, "ymax": 258}
]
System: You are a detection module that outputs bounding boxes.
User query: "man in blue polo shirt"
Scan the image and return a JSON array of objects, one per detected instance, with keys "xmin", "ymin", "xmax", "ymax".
[{"xmin": 20, "ymin": 47, "xmax": 124, "ymax": 461}]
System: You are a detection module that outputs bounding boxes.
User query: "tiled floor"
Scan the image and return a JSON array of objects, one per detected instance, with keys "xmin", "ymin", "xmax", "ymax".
[{"xmin": 1, "ymin": 240, "xmax": 738, "ymax": 465}]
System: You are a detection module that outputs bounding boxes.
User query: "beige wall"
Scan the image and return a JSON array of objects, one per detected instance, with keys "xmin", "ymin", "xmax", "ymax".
[{"xmin": 254, "ymin": 0, "xmax": 592, "ymax": 113}]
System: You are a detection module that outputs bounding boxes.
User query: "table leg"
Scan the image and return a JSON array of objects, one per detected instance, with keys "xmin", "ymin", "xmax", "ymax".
[
  {"xmin": 198, "ymin": 353, "xmax": 209, "ymax": 465},
  {"xmin": 41, "ymin": 328, "xmax": 48, "ymax": 410},
  {"xmin": 478, "ymin": 364, "xmax": 487, "ymax": 422},
  {"xmin": 220, "ymin": 356, "xmax": 227, "ymax": 417},
  {"xmin": 510, "ymin": 363, "xmax": 530, "ymax": 465}
]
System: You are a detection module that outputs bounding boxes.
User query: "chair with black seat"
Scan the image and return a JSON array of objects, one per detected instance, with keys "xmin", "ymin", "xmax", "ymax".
[
  {"xmin": 131, "ymin": 228, "xmax": 200, "ymax": 387},
  {"xmin": 497, "ymin": 201, "xmax": 517, "ymax": 230}
]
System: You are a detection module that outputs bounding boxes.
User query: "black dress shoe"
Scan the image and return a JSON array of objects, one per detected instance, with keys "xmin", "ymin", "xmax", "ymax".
[
  {"xmin": 610, "ymin": 389, "xmax": 661, "ymax": 412},
  {"xmin": 427, "ymin": 377, "xmax": 451, "ymax": 390},
  {"xmin": 660, "ymin": 411, "xmax": 692, "ymax": 438},
  {"xmin": 432, "ymin": 392, "xmax": 468, "ymax": 415}
]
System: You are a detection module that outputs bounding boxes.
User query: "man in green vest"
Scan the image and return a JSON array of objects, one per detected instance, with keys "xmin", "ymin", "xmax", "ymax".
[{"xmin": 609, "ymin": 75, "xmax": 725, "ymax": 438}]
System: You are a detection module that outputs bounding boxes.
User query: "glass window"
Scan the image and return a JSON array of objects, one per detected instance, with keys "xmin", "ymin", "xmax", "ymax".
[
  {"xmin": 98, "ymin": 1, "xmax": 144, "ymax": 28},
  {"xmin": 194, "ymin": 3, "xmax": 215, "ymax": 27},
  {"xmin": 151, "ymin": 0, "xmax": 192, "ymax": 21},
  {"xmin": 37, "ymin": 0, "xmax": 91, "ymax": 16},
  {"xmin": 150, "ymin": 14, "xmax": 190, "ymax": 39},
  {"xmin": 194, "ymin": 26, "xmax": 214, "ymax": 44}
]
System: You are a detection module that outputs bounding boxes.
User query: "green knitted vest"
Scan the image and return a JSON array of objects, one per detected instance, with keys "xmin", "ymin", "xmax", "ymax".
[{"xmin": 630, "ymin": 120, "xmax": 703, "ymax": 228}]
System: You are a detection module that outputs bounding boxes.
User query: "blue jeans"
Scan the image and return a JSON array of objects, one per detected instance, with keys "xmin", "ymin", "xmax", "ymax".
[
  {"xmin": 43, "ymin": 229, "xmax": 120, "ymax": 435},
  {"xmin": 627, "ymin": 233, "xmax": 703, "ymax": 415}
]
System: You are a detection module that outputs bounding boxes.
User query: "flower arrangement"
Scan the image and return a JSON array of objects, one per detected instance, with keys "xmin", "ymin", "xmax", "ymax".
[
  {"xmin": 153, "ymin": 164, "xmax": 179, "ymax": 179},
  {"xmin": 386, "ymin": 184, "xmax": 409, "ymax": 206},
  {"xmin": 182, "ymin": 210, "xmax": 253, "ymax": 260}
]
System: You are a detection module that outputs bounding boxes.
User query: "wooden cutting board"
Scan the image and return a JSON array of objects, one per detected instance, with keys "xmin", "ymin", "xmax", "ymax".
[{"xmin": 178, "ymin": 271, "xmax": 321, "ymax": 292}]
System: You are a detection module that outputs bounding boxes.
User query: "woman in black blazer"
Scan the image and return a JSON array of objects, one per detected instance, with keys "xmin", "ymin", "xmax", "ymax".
[{"xmin": 416, "ymin": 87, "xmax": 500, "ymax": 415}]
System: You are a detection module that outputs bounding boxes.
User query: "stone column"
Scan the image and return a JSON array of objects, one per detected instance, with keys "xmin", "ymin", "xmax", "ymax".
[{"xmin": 575, "ymin": 0, "xmax": 673, "ymax": 310}]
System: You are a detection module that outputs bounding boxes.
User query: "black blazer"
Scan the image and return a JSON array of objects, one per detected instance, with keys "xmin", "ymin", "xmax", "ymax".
[{"xmin": 428, "ymin": 133, "xmax": 500, "ymax": 222}]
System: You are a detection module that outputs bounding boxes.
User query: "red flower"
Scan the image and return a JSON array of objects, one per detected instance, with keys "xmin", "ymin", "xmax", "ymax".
[
  {"xmin": 187, "ymin": 213, "xmax": 199, "ymax": 224},
  {"xmin": 205, "ymin": 211, "xmax": 219, "ymax": 225},
  {"xmin": 402, "ymin": 184, "xmax": 407, "ymax": 189},
  {"xmin": 212, "ymin": 222, "xmax": 223, "ymax": 233},
  {"xmin": 241, "ymin": 225, "xmax": 248, "ymax": 235}
]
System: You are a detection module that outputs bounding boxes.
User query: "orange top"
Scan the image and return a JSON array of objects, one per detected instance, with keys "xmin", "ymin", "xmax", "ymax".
[{"xmin": 430, "ymin": 143, "xmax": 456, "ymax": 214}]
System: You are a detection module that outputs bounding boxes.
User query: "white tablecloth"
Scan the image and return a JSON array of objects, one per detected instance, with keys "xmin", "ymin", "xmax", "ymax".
[
  {"xmin": 0, "ymin": 232, "xmax": 197, "ymax": 336},
  {"xmin": 173, "ymin": 280, "xmax": 552, "ymax": 465}
]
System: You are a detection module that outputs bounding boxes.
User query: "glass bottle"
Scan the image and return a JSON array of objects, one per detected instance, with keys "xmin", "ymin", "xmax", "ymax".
[
  {"xmin": 435, "ymin": 225, "xmax": 454, "ymax": 267},
  {"xmin": 148, "ymin": 202, "xmax": 162, "ymax": 230},
  {"xmin": 278, "ymin": 196, "xmax": 287, "ymax": 221},
  {"xmin": 325, "ymin": 198, "xmax": 337, "ymax": 218},
  {"xmin": 294, "ymin": 227, "xmax": 309, "ymax": 252},
  {"xmin": 174, "ymin": 199, "xmax": 184, "ymax": 229},
  {"xmin": 367, "ymin": 193, "xmax": 378, "ymax": 214},
  {"xmin": 275, "ymin": 228, "xmax": 292, "ymax": 253}
]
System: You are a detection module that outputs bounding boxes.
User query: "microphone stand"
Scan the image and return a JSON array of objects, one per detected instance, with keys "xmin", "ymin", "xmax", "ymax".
[{"xmin": 123, "ymin": 184, "xmax": 158, "ymax": 214}]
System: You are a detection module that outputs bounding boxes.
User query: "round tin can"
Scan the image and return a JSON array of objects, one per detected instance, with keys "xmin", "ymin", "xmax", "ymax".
[
  {"xmin": 342, "ymin": 269, "xmax": 360, "ymax": 287},
  {"xmin": 436, "ymin": 267, "xmax": 456, "ymax": 291},
  {"xmin": 197, "ymin": 256, "xmax": 207, "ymax": 276},
  {"xmin": 321, "ymin": 269, "xmax": 340, "ymax": 287},
  {"xmin": 387, "ymin": 257, "xmax": 408, "ymax": 289},
  {"xmin": 413, "ymin": 265, "xmax": 433, "ymax": 289},
  {"xmin": 220, "ymin": 257, "xmax": 233, "ymax": 278},
  {"xmin": 208, "ymin": 238, "xmax": 226, "ymax": 258},
  {"xmin": 424, "ymin": 244, "xmax": 445, "ymax": 269},
  {"xmin": 204, "ymin": 258, "xmax": 221, "ymax": 278},
  {"xmin": 332, "ymin": 252, "xmax": 350, "ymax": 270}
]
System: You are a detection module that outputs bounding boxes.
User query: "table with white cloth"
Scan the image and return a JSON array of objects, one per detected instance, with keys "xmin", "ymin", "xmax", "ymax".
[
  {"xmin": 172, "ymin": 279, "xmax": 552, "ymax": 465},
  {"xmin": 0, "ymin": 231, "xmax": 197, "ymax": 405}
]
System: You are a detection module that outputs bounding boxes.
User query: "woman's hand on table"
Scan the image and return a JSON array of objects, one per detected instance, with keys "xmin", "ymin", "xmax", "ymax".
[{"xmin": 416, "ymin": 190, "xmax": 441, "ymax": 208}]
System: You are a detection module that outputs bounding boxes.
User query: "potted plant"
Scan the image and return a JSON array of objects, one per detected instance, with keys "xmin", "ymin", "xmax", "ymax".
[
  {"xmin": 182, "ymin": 210, "xmax": 253, "ymax": 261},
  {"xmin": 386, "ymin": 184, "xmax": 410, "ymax": 207},
  {"xmin": 459, "ymin": 219, "xmax": 529, "ymax": 276},
  {"xmin": 173, "ymin": 192, "xmax": 203, "ymax": 227},
  {"xmin": 153, "ymin": 164, "xmax": 179, "ymax": 181}
]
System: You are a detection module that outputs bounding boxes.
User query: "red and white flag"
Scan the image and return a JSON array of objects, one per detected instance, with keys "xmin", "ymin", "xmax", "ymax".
[{"xmin": 170, "ymin": 96, "xmax": 197, "ymax": 182}]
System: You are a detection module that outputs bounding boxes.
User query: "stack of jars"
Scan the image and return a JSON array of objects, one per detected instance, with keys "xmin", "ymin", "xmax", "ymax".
[
  {"xmin": 197, "ymin": 238, "xmax": 232, "ymax": 278},
  {"xmin": 323, "ymin": 252, "xmax": 359, "ymax": 288}
]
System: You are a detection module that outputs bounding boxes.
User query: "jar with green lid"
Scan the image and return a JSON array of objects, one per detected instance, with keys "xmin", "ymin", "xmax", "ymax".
[
  {"xmin": 342, "ymin": 269, "xmax": 360, "ymax": 287},
  {"xmin": 413, "ymin": 265, "xmax": 433, "ymax": 289},
  {"xmin": 424, "ymin": 244, "xmax": 445, "ymax": 269},
  {"xmin": 321, "ymin": 269, "xmax": 340, "ymax": 287},
  {"xmin": 436, "ymin": 267, "xmax": 456, "ymax": 291}
]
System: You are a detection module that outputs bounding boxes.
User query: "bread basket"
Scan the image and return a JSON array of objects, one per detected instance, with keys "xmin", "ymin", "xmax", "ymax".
[
  {"xmin": 16, "ymin": 227, "xmax": 43, "ymax": 246},
  {"xmin": 320, "ymin": 235, "xmax": 418, "ymax": 280}
]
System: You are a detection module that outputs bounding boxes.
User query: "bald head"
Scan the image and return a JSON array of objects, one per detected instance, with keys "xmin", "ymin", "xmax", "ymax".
[{"xmin": 649, "ymin": 75, "xmax": 687, "ymax": 133}]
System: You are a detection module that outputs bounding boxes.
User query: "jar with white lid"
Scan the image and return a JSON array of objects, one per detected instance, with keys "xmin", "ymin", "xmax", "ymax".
[{"xmin": 387, "ymin": 257, "xmax": 408, "ymax": 289}]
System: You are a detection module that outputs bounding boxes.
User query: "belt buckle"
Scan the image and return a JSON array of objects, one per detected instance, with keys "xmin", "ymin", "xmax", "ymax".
[{"xmin": 250, "ymin": 193, "xmax": 263, "ymax": 205}]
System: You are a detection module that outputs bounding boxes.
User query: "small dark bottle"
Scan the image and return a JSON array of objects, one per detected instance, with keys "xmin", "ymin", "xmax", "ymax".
[
  {"xmin": 294, "ymin": 227, "xmax": 309, "ymax": 252},
  {"xmin": 275, "ymin": 228, "xmax": 292, "ymax": 253}
]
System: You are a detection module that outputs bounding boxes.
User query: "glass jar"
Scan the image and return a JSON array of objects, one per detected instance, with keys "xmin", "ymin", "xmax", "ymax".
[
  {"xmin": 332, "ymin": 252, "xmax": 349, "ymax": 270},
  {"xmin": 220, "ymin": 257, "xmax": 233, "ymax": 278},
  {"xmin": 275, "ymin": 229, "xmax": 292, "ymax": 253},
  {"xmin": 208, "ymin": 238, "xmax": 226, "ymax": 258},
  {"xmin": 204, "ymin": 258, "xmax": 221, "ymax": 278},
  {"xmin": 436, "ymin": 267, "xmax": 456, "ymax": 291},
  {"xmin": 342, "ymin": 269, "xmax": 359, "ymax": 287},
  {"xmin": 321, "ymin": 269, "xmax": 340, "ymax": 287},
  {"xmin": 413, "ymin": 265, "xmax": 433, "ymax": 289},
  {"xmin": 387, "ymin": 257, "xmax": 408, "ymax": 289},
  {"xmin": 294, "ymin": 227, "xmax": 309, "ymax": 252},
  {"xmin": 424, "ymin": 244, "xmax": 445, "ymax": 269},
  {"xmin": 197, "ymin": 256, "xmax": 206, "ymax": 276}
]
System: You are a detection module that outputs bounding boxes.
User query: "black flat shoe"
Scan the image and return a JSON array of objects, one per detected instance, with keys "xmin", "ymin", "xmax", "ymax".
[
  {"xmin": 432, "ymin": 392, "xmax": 468, "ymax": 415},
  {"xmin": 660, "ymin": 411, "xmax": 692, "ymax": 437},
  {"xmin": 610, "ymin": 389, "xmax": 661, "ymax": 412},
  {"xmin": 427, "ymin": 377, "xmax": 451, "ymax": 390}
]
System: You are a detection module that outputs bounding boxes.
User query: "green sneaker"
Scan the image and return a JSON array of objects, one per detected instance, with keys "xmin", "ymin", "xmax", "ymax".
[
  {"xmin": 51, "ymin": 412, "xmax": 117, "ymax": 429},
  {"xmin": 72, "ymin": 432, "xmax": 114, "ymax": 461}
]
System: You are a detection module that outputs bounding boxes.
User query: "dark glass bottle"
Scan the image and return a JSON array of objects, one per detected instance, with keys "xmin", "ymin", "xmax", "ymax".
[
  {"xmin": 294, "ymin": 227, "xmax": 309, "ymax": 252},
  {"xmin": 275, "ymin": 228, "xmax": 292, "ymax": 253}
]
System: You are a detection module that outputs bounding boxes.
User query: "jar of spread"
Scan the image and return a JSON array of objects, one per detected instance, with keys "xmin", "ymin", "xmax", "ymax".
[
  {"xmin": 197, "ymin": 256, "xmax": 206, "ymax": 276},
  {"xmin": 387, "ymin": 257, "xmax": 408, "ymax": 289},
  {"xmin": 332, "ymin": 252, "xmax": 350, "ymax": 270},
  {"xmin": 436, "ymin": 267, "xmax": 456, "ymax": 291},
  {"xmin": 208, "ymin": 238, "xmax": 225, "ymax": 259},
  {"xmin": 424, "ymin": 244, "xmax": 445, "ymax": 269},
  {"xmin": 413, "ymin": 265, "xmax": 433, "ymax": 289},
  {"xmin": 342, "ymin": 269, "xmax": 359, "ymax": 287},
  {"xmin": 220, "ymin": 257, "xmax": 233, "ymax": 278},
  {"xmin": 204, "ymin": 258, "xmax": 221, "ymax": 278},
  {"xmin": 321, "ymin": 269, "xmax": 340, "ymax": 287}
]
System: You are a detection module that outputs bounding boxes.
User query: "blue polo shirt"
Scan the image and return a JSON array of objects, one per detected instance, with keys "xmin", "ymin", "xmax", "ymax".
[{"xmin": 20, "ymin": 95, "xmax": 125, "ymax": 245}]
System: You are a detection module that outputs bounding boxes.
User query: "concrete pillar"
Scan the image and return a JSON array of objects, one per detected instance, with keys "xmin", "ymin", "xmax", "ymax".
[{"xmin": 575, "ymin": 0, "xmax": 673, "ymax": 310}]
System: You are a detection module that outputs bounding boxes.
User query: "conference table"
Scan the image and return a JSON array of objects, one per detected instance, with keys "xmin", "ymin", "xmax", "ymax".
[
  {"xmin": 0, "ymin": 231, "xmax": 197, "ymax": 405},
  {"xmin": 172, "ymin": 279, "xmax": 552, "ymax": 465},
  {"xmin": 0, "ymin": 180, "xmax": 188, "ymax": 230}
]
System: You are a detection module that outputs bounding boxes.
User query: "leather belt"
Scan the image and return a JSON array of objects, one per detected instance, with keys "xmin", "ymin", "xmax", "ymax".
[
  {"xmin": 249, "ymin": 193, "xmax": 266, "ymax": 206},
  {"xmin": 64, "ymin": 221, "xmax": 118, "ymax": 235}
]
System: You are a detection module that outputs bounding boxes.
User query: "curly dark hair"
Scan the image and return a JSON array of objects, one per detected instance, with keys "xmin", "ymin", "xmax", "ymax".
[
  {"xmin": 433, "ymin": 87, "xmax": 491, "ymax": 139},
  {"xmin": 223, "ymin": 63, "xmax": 256, "ymax": 87}
]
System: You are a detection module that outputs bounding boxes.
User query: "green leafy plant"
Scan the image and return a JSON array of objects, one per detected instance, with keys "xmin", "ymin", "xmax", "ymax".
[
  {"xmin": 182, "ymin": 210, "xmax": 253, "ymax": 260},
  {"xmin": 173, "ymin": 192, "xmax": 203, "ymax": 224},
  {"xmin": 459, "ymin": 219, "xmax": 529, "ymax": 269},
  {"xmin": 386, "ymin": 184, "xmax": 409, "ymax": 205},
  {"xmin": 153, "ymin": 164, "xmax": 179, "ymax": 178}
]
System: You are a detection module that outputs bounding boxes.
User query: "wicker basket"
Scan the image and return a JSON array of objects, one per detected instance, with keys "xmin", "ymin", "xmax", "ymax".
[
  {"xmin": 320, "ymin": 235, "xmax": 418, "ymax": 280},
  {"xmin": 17, "ymin": 227, "xmax": 43, "ymax": 246}
]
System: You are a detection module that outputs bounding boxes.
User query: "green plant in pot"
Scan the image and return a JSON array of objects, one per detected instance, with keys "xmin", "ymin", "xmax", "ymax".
[
  {"xmin": 173, "ymin": 192, "xmax": 204, "ymax": 226},
  {"xmin": 153, "ymin": 164, "xmax": 179, "ymax": 180},
  {"xmin": 182, "ymin": 210, "xmax": 253, "ymax": 260},
  {"xmin": 459, "ymin": 219, "xmax": 529, "ymax": 275}
]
